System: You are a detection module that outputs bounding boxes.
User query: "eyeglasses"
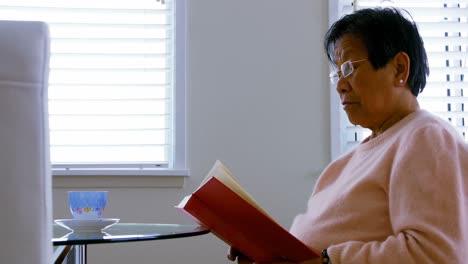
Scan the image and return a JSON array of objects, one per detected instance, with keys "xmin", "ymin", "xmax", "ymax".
[{"xmin": 329, "ymin": 59, "xmax": 367, "ymax": 84}]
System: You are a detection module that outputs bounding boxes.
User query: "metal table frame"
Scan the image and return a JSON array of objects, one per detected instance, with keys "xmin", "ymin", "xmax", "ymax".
[{"xmin": 52, "ymin": 223, "xmax": 209, "ymax": 264}]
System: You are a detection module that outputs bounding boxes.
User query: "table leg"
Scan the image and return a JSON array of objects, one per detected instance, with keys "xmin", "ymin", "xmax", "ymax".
[
  {"xmin": 74, "ymin": 245, "xmax": 87, "ymax": 264},
  {"xmin": 52, "ymin": 245, "xmax": 72, "ymax": 264},
  {"xmin": 63, "ymin": 245, "xmax": 87, "ymax": 264}
]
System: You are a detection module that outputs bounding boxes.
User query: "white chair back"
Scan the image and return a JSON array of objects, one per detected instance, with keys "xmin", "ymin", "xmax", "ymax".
[{"xmin": 0, "ymin": 20, "xmax": 52, "ymax": 264}]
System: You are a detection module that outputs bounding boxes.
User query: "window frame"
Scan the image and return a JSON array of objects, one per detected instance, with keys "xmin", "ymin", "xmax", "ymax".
[
  {"xmin": 51, "ymin": 0, "xmax": 188, "ymax": 177},
  {"xmin": 329, "ymin": 0, "xmax": 346, "ymax": 160},
  {"xmin": 328, "ymin": 0, "xmax": 468, "ymax": 160}
]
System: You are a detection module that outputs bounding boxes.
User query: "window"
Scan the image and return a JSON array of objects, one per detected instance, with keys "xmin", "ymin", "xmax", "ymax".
[
  {"xmin": 0, "ymin": 0, "xmax": 187, "ymax": 175},
  {"xmin": 331, "ymin": 0, "xmax": 467, "ymax": 158}
]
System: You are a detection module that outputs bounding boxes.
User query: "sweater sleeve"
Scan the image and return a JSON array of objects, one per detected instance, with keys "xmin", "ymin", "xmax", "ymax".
[{"xmin": 327, "ymin": 124, "xmax": 468, "ymax": 264}]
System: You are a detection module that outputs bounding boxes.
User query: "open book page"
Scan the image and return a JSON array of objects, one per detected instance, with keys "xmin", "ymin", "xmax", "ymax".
[{"xmin": 198, "ymin": 160, "xmax": 273, "ymax": 220}]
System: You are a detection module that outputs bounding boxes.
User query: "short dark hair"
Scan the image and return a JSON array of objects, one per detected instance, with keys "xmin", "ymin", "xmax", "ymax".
[{"xmin": 324, "ymin": 8, "xmax": 429, "ymax": 96}]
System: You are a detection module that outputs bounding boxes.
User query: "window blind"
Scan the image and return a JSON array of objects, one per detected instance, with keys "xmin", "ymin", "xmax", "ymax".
[
  {"xmin": 337, "ymin": 0, "xmax": 468, "ymax": 154},
  {"xmin": 0, "ymin": 0, "xmax": 176, "ymax": 169}
]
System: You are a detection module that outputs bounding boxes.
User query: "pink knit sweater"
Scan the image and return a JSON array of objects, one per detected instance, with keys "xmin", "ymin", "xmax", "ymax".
[{"xmin": 290, "ymin": 110, "xmax": 468, "ymax": 263}]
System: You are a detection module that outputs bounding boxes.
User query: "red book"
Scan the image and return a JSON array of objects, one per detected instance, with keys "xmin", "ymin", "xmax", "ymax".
[{"xmin": 176, "ymin": 160, "xmax": 319, "ymax": 263}]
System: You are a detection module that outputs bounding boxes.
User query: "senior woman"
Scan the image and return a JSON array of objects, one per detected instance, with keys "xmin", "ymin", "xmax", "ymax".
[{"xmin": 228, "ymin": 7, "xmax": 468, "ymax": 264}]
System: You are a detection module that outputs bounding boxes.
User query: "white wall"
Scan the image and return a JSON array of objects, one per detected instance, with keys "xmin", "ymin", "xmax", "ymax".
[{"xmin": 52, "ymin": 0, "xmax": 330, "ymax": 263}]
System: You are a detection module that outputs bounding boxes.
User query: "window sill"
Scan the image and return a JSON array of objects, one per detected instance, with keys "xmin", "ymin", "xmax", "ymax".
[{"xmin": 52, "ymin": 169, "xmax": 189, "ymax": 188}]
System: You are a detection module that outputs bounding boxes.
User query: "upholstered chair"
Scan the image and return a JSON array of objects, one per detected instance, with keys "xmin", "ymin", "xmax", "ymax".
[{"xmin": 0, "ymin": 20, "xmax": 52, "ymax": 264}]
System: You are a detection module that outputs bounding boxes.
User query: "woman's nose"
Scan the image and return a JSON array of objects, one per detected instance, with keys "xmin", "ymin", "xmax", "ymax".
[{"xmin": 336, "ymin": 77, "xmax": 350, "ymax": 94}]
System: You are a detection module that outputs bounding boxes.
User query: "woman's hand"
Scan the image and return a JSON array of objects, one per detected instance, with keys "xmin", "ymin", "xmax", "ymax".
[{"xmin": 227, "ymin": 247, "xmax": 322, "ymax": 264}]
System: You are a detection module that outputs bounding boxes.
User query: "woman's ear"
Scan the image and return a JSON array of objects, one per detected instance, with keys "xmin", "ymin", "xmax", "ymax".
[{"xmin": 393, "ymin": 52, "xmax": 410, "ymax": 87}]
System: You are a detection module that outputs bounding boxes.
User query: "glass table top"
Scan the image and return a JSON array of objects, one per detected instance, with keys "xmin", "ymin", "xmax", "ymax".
[{"xmin": 53, "ymin": 223, "xmax": 210, "ymax": 246}]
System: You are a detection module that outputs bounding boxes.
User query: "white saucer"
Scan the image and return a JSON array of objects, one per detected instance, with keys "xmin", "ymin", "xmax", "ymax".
[{"xmin": 55, "ymin": 218, "xmax": 119, "ymax": 233}]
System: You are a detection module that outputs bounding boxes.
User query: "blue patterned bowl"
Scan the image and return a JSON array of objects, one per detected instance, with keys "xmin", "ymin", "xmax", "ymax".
[{"xmin": 68, "ymin": 191, "xmax": 108, "ymax": 220}]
